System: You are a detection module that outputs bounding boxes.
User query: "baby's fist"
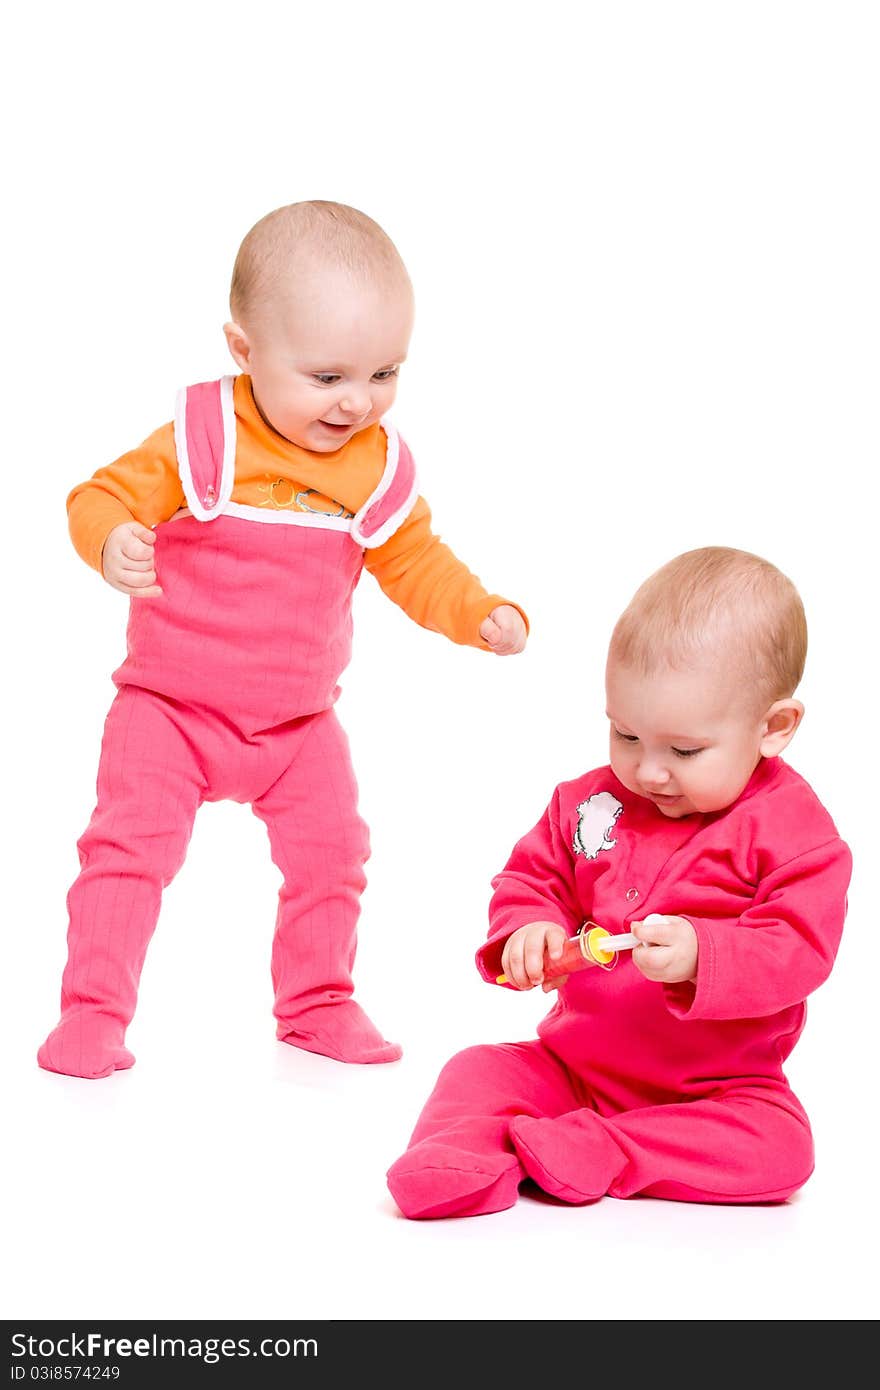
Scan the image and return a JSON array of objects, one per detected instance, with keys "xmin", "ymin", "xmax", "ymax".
[
  {"xmin": 102, "ymin": 522, "xmax": 162, "ymax": 598},
  {"xmin": 480, "ymin": 604, "xmax": 527, "ymax": 655}
]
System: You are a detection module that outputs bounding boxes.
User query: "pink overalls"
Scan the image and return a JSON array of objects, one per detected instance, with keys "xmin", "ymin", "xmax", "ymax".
[{"xmin": 39, "ymin": 378, "xmax": 417, "ymax": 1078}]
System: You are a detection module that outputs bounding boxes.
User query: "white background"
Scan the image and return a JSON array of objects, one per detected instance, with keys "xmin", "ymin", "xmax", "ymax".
[{"xmin": 2, "ymin": 0, "xmax": 877, "ymax": 1324}]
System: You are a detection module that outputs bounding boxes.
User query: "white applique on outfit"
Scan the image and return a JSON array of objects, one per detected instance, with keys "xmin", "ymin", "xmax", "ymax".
[{"xmin": 573, "ymin": 791, "xmax": 624, "ymax": 860}]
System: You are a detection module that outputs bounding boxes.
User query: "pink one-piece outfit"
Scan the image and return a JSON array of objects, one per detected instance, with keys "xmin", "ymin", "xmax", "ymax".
[
  {"xmin": 39, "ymin": 379, "xmax": 421, "ymax": 1078},
  {"xmin": 386, "ymin": 758, "xmax": 852, "ymax": 1217}
]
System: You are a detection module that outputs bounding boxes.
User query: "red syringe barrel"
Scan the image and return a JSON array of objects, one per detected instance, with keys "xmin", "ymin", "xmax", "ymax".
[{"xmin": 495, "ymin": 923, "xmax": 621, "ymax": 986}]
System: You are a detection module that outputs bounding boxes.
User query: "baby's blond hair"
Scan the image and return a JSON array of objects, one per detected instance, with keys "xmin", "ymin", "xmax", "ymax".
[
  {"xmin": 609, "ymin": 547, "xmax": 807, "ymax": 707},
  {"xmin": 229, "ymin": 200, "xmax": 411, "ymax": 324}
]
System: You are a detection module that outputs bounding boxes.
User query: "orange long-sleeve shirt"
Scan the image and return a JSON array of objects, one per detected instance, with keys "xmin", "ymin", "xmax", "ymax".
[{"xmin": 67, "ymin": 374, "xmax": 527, "ymax": 649}]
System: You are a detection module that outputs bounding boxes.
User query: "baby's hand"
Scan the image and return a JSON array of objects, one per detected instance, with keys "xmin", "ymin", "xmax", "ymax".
[
  {"xmin": 480, "ymin": 604, "xmax": 527, "ymax": 655},
  {"xmin": 501, "ymin": 922, "xmax": 569, "ymax": 991},
  {"xmin": 630, "ymin": 914, "xmax": 698, "ymax": 984},
  {"xmin": 102, "ymin": 523, "xmax": 162, "ymax": 597}
]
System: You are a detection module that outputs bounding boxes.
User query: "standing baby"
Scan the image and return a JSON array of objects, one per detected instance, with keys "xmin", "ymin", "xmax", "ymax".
[{"xmin": 39, "ymin": 200, "xmax": 527, "ymax": 1079}]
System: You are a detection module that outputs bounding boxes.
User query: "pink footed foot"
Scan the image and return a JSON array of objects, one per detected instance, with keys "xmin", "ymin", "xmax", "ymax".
[
  {"xmin": 277, "ymin": 998, "xmax": 402, "ymax": 1064},
  {"xmin": 37, "ymin": 1010, "xmax": 135, "ymax": 1080},
  {"xmin": 386, "ymin": 1143, "xmax": 522, "ymax": 1219},
  {"xmin": 509, "ymin": 1112, "xmax": 625, "ymax": 1203}
]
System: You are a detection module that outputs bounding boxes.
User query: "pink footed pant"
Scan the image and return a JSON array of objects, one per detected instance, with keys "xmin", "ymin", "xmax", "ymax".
[
  {"xmin": 38, "ymin": 686, "xmax": 401, "ymax": 1078},
  {"xmin": 386, "ymin": 1041, "xmax": 814, "ymax": 1218}
]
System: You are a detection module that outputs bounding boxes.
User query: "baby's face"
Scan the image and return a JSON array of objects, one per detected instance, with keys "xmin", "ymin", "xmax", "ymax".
[
  {"xmin": 605, "ymin": 655, "xmax": 769, "ymax": 817},
  {"xmin": 230, "ymin": 267, "xmax": 413, "ymax": 452}
]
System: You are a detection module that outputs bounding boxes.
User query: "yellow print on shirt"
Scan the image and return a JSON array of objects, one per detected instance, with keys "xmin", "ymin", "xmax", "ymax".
[{"xmin": 256, "ymin": 477, "xmax": 353, "ymax": 518}]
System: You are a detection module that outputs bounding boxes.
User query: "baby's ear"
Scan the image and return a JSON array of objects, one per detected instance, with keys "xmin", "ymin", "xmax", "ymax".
[
  {"xmin": 223, "ymin": 321, "xmax": 252, "ymax": 370},
  {"xmin": 760, "ymin": 699, "xmax": 804, "ymax": 757}
]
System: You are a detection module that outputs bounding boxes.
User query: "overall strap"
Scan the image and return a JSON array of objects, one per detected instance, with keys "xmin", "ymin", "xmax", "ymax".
[
  {"xmin": 173, "ymin": 376, "xmax": 237, "ymax": 521},
  {"xmin": 350, "ymin": 420, "xmax": 419, "ymax": 549}
]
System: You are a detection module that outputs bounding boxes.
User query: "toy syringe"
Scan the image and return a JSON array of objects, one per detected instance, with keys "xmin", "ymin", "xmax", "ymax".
[{"xmin": 495, "ymin": 923, "xmax": 642, "ymax": 987}]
